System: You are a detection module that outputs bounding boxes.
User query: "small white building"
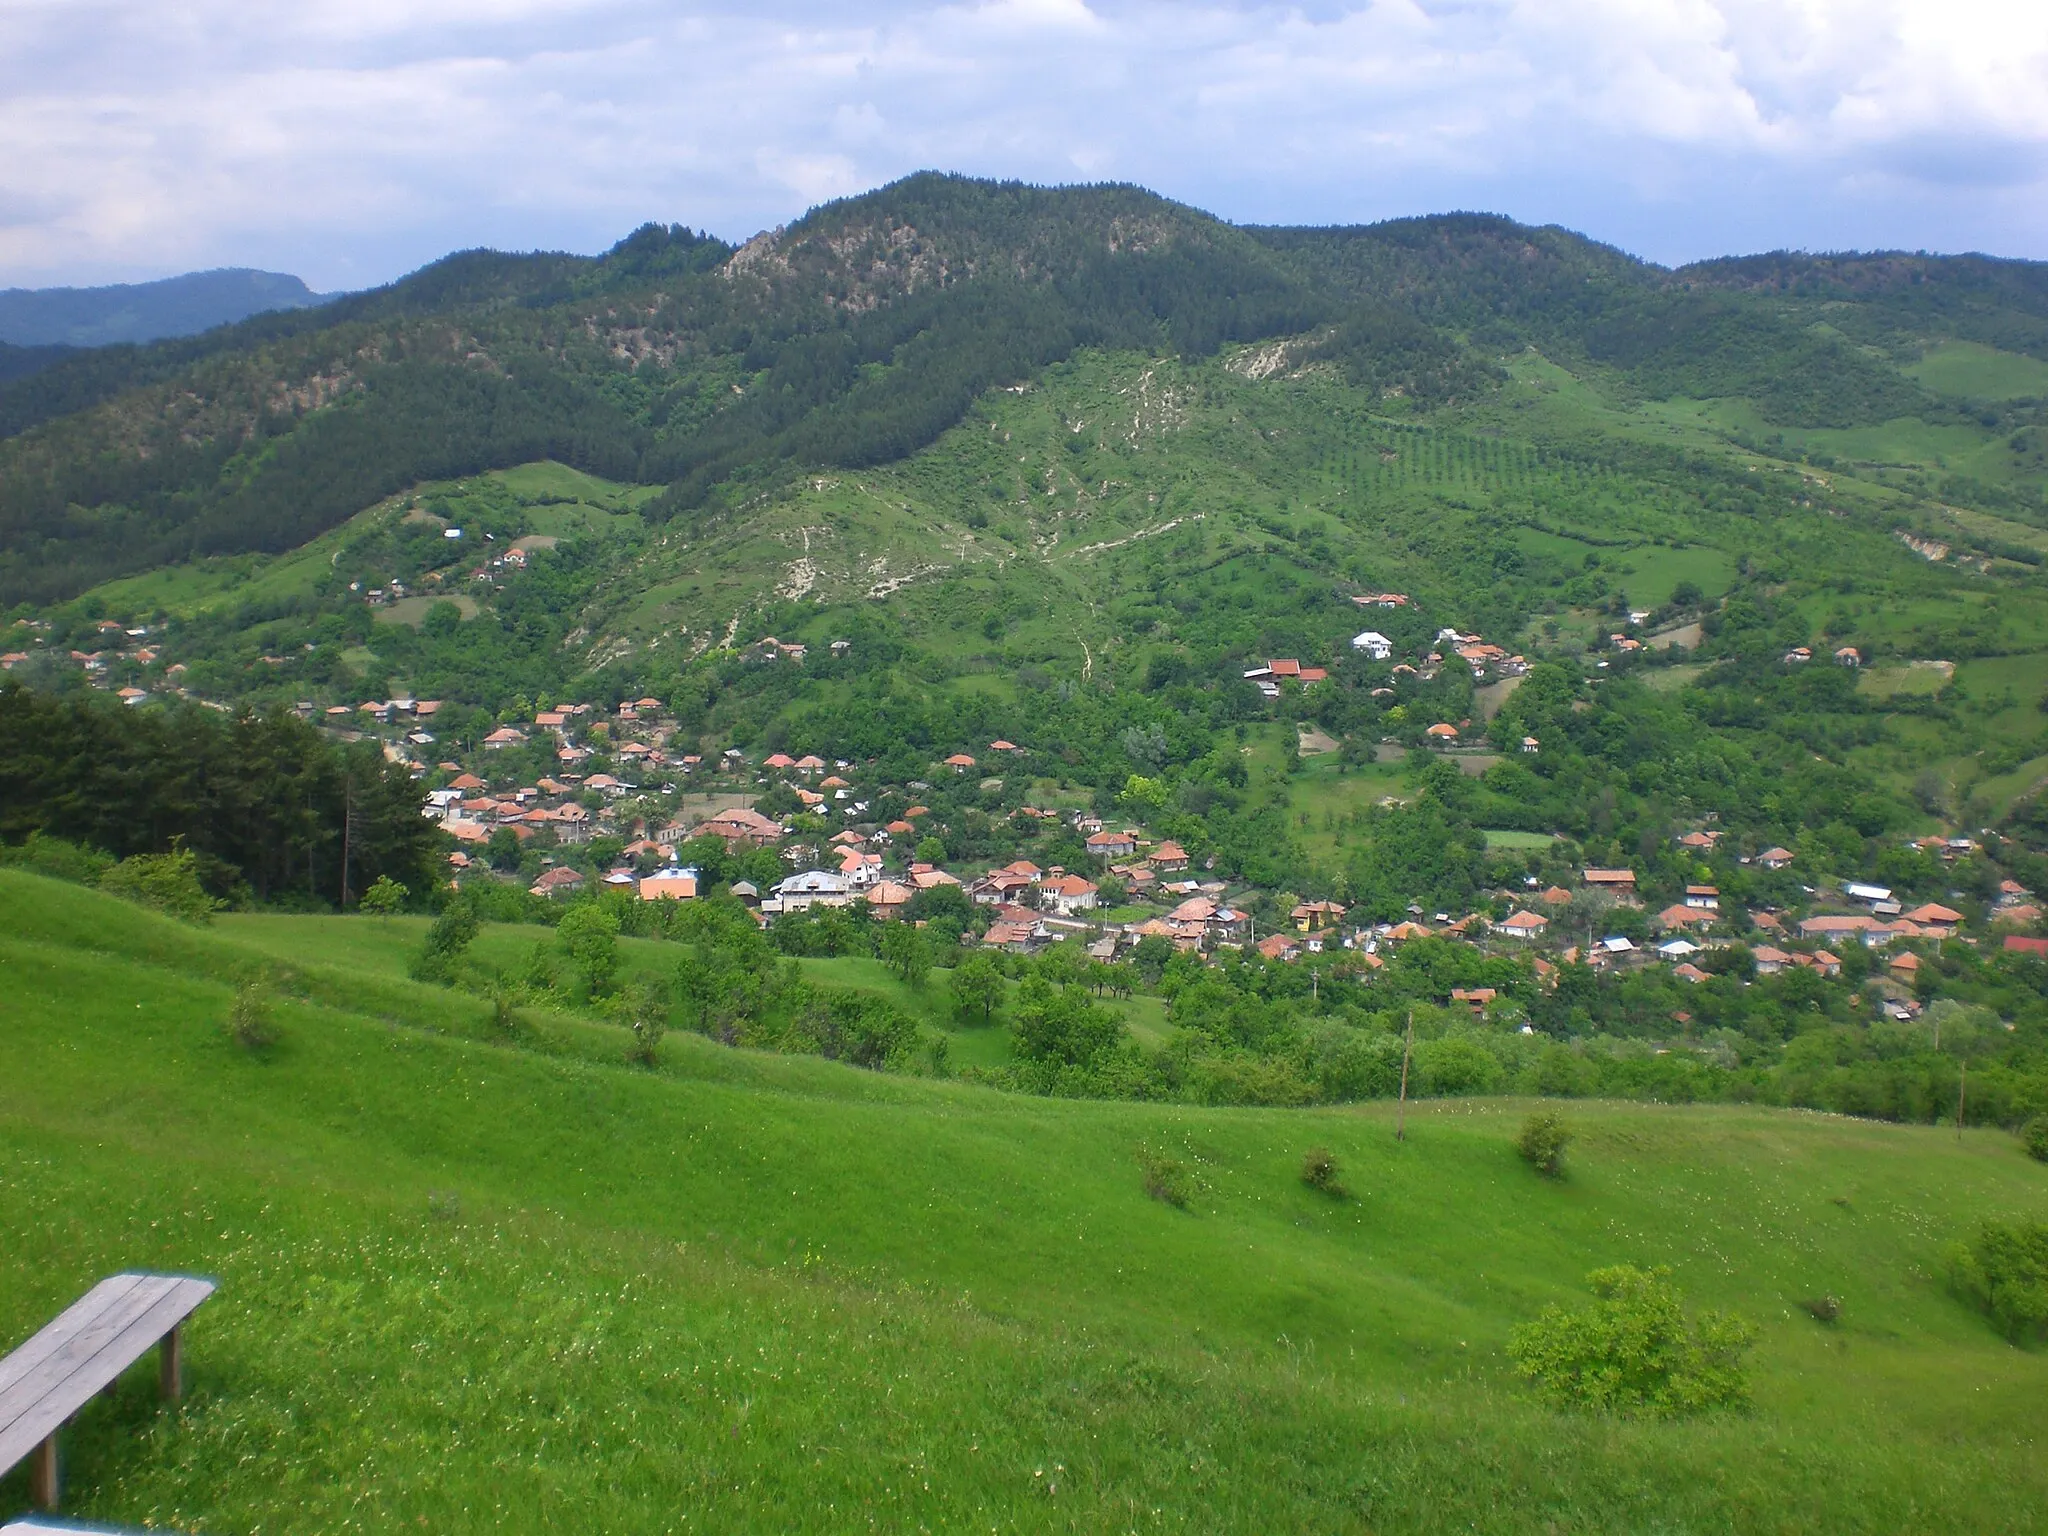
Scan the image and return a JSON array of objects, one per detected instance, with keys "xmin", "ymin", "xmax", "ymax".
[
  {"xmin": 1351, "ymin": 631, "xmax": 1393, "ymax": 661},
  {"xmin": 766, "ymin": 870, "xmax": 853, "ymax": 914}
]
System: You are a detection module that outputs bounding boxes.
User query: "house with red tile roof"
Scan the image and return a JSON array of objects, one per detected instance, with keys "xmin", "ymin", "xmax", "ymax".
[{"xmin": 1042, "ymin": 873, "xmax": 1099, "ymax": 916}]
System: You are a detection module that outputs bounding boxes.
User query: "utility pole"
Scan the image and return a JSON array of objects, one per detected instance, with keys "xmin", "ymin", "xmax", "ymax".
[
  {"xmin": 339, "ymin": 775, "xmax": 355, "ymax": 909},
  {"xmin": 1396, "ymin": 1009, "xmax": 1414, "ymax": 1142}
]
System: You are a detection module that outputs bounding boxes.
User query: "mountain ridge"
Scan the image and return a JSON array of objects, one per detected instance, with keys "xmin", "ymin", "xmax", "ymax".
[
  {"xmin": 0, "ymin": 266, "xmax": 336, "ymax": 349},
  {"xmin": 0, "ymin": 173, "xmax": 2045, "ymax": 612}
]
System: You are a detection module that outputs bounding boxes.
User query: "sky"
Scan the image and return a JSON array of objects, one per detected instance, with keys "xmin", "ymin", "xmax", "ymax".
[{"xmin": 1, "ymin": 0, "xmax": 2045, "ymax": 291}]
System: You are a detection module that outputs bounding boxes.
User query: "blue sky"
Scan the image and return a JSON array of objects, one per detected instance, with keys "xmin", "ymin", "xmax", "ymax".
[{"xmin": 2, "ymin": 0, "xmax": 2044, "ymax": 290}]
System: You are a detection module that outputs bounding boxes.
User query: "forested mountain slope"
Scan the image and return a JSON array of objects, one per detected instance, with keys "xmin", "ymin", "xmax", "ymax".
[
  {"xmin": 10, "ymin": 173, "xmax": 2040, "ymax": 611},
  {"xmin": 8, "ymin": 172, "xmax": 2048, "ymax": 852}
]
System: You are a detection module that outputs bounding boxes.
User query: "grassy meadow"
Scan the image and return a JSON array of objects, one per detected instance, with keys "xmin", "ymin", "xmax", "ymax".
[{"xmin": 3, "ymin": 870, "xmax": 2047, "ymax": 1533}]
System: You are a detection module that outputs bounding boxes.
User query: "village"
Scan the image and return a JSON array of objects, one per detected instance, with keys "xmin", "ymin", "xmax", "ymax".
[{"xmin": 371, "ymin": 673, "xmax": 2047, "ymax": 1017}]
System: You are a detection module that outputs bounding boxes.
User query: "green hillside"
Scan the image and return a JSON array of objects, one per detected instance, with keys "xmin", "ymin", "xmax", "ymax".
[{"xmin": 3, "ymin": 870, "xmax": 2046, "ymax": 1532}]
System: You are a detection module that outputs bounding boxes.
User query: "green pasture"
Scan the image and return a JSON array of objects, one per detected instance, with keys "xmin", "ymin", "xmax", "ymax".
[
  {"xmin": 1905, "ymin": 341, "xmax": 2048, "ymax": 402},
  {"xmin": 1481, "ymin": 829, "xmax": 1556, "ymax": 851},
  {"xmin": 374, "ymin": 593, "xmax": 481, "ymax": 627},
  {"xmin": 1858, "ymin": 661, "xmax": 1953, "ymax": 699},
  {"xmin": 5, "ymin": 872, "xmax": 2048, "ymax": 1531},
  {"xmin": 1642, "ymin": 663, "xmax": 1707, "ymax": 692}
]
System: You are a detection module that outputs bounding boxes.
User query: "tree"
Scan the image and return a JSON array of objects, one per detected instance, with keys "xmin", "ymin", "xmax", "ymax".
[
  {"xmin": 486, "ymin": 827, "xmax": 523, "ymax": 871},
  {"xmin": 359, "ymin": 874, "xmax": 408, "ymax": 918},
  {"xmin": 411, "ymin": 895, "xmax": 479, "ymax": 984},
  {"xmin": 915, "ymin": 835, "xmax": 947, "ymax": 866},
  {"xmin": 1012, "ymin": 975, "xmax": 1124, "ymax": 1066},
  {"xmin": 1943, "ymin": 1220, "xmax": 2048, "ymax": 1344},
  {"xmin": 557, "ymin": 902, "xmax": 622, "ymax": 998},
  {"xmin": 949, "ymin": 951, "xmax": 1005, "ymax": 1027},
  {"xmin": 881, "ymin": 923, "xmax": 933, "ymax": 988}
]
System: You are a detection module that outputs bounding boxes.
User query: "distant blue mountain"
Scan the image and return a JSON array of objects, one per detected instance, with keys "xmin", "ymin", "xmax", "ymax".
[{"xmin": 0, "ymin": 268, "xmax": 337, "ymax": 348}]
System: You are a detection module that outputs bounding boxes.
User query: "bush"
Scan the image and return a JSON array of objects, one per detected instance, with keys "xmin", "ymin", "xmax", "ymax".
[
  {"xmin": 100, "ymin": 846, "xmax": 221, "ymax": 923},
  {"xmin": 1799, "ymin": 1294, "xmax": 1842, "ymax": 1324},
  {"xmin": 1508, "ymin": 1265, "xmax": 1757, "ymax": 1417},
  {"xmin": 626, "ymin": 982, "xmax": 668, "ymax": 1067},
  {"xmin": 557, "ymin": 902, "xmax": 622, "ymax": 998},
  {"xmin": 359, "ymin": 874, "xmax": 408, "ymax": 917},
  {"xmin": 1140, "ymin": 1147, "xmax": 1193, "ymax": 1210},
  {"xmin": 1517, "ymin": 1111, "xmax": 1573, "ymax": 1177},
  {"xmin": 2022, "ymin": 1117, "xmax": 2048, "ymax": 1164},
  {"xmin": 0, "ymin": 831, "xmax": 114, "ymax": 885},
  {"xmin": 410, "ymin": 897, "xmax": 480, "ymax": 984},
  {"xmin": 226, "ymin": 983, "xmax": 280, "ymax": 1053},
  {"xmin": 1300, "ymin": 1147, "xmax": 1348, "ymax": 1199},
  {"xmin": 1944, "ymin": 1219, "xmax": 2048, "ymax": 1344}
]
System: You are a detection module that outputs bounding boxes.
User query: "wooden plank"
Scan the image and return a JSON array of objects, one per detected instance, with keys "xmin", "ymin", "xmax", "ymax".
[
  {"xmin": 0, "ymin": 1277, "xmax": 150, "ymax": 1401},
  {"xmin": 0, "ymin": 1276, "xmax": 213, "ymax": 1478},
  {"xmin": 0, "ymin": 1278, "xmax": 211, "ymax": 1442},
  {"xmin": 0, "ymin": 1278, "xmax": 168, "ymax": 1414}
]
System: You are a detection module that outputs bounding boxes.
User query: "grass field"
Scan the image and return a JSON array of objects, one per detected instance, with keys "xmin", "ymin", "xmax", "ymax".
[
  {"xmin": 1482, "ymin": 829, "xmax": 1556, "ymax": 851},
  {"xmin": 5, "ymin": 871, "xmax": 2047, "ymax": 1532},
  {"xmin": 1905, "ymin": 341, "xmax": 2048, "ymax": 402}
]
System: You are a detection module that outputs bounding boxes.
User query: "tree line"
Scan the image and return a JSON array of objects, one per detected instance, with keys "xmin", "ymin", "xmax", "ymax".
[{"xmin": 0, "ymin": 681, "xmax": 437, "ymax": 905}]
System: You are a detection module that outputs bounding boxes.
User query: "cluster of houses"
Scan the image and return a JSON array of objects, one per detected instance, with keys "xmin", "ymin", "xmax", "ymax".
[
  {"xmin": 2, "ymin": 619, "xmax": 194, "ymax": 704},
  {"xmin": 1783, "ymin": 645, "xmax": 1863, "ymax": 666}
]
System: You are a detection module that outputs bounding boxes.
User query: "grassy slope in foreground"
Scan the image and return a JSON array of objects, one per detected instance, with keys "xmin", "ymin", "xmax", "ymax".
[{"xmin": 1, "ymin": 871, "xmax": 2045, "ymax": 1533}]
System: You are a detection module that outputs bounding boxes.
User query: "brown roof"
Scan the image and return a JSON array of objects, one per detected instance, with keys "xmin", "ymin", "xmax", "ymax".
[{"xmin": 1903, "ymin": 903, "xmax": 1962, "ymax": 925}]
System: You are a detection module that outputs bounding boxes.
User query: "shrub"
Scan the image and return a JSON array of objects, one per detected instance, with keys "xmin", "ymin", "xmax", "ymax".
[
  {"xmin": 0, "ymin": 831, "xmax": 115, "ymax": 885},
  {"xmin": 1508, "ymin": 1265, "xmax": 1757, "ymax": 1416},
  {"xmin": 1799, "ymin": 1294, "xmax": 1842, "ymax": 1324},
  {"xmin": 557, "ymin": 902, "xmax": 622, "ymax": 998},
  {"xmin": 2022, "ymin": 1117, "xmax": 2048, "ymax": 1164},
  {"xmin": 100, "ymin": 847, "xmax": 221, "ymax": 923},
  {"xmin": 359, "ymin": 874, "xmax": 408, "ymax": 917},
  {"xmin": 1139, "ymin": 1147, "xmax": 1193, "ymax": 1210},
  {"xmin": 1517, "ymin": 1111, "xmax": 1573, "ymax": 1177},
  {"xmin": 626, "ymin": 981, "xmax": 668, "ymax": 1067},
  {"xmin": 489, "ymin": 985, "xmax": 521, "ymax": 1036},
  {"xmin": 1300, "ymin": 1147, "xmax": 1348, "ymax": 1199},
  {"xmin": 226, "ymin": 984, "xmax": 280, "ymax": 1053},
  {"xmin": 1944, "ymin": 1219, "xmax": 2048, "ymax": 1344},
  {"xmin": 410, "ymin": 897, "xmax": 479, "ymax": 984}
]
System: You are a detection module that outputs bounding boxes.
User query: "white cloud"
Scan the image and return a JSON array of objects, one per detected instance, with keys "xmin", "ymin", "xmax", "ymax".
[{"xmin": 0, "ymin": 0, "xmax": 2043, "ymax": 288}]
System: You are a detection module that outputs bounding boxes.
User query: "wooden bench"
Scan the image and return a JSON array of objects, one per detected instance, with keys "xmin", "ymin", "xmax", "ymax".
[{"xmin": 0, "ymin": 1274, "xmax": 215, "ymax": 1510}]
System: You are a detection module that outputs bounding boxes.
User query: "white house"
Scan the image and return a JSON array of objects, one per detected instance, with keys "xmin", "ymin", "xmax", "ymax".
[
  {"xmin": 767, "ymin": 870, "xmax": 853, "ymax": 913},
  {"xmin": 1350, "ymin": 631, "xmax": 1393, "ymax": 660},
  {"xmin": 1041, "ymin": 873, "xmax": 1100, "ymax": 916}
]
